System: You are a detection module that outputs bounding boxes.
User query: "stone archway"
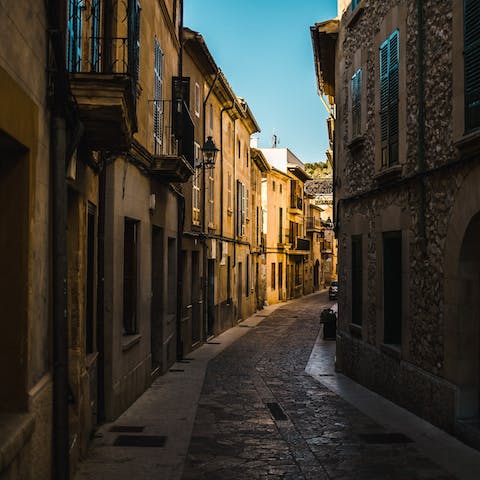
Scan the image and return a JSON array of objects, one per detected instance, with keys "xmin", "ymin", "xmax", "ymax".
[{"xmin": 444, "ymin": 168, "xmax": 480, "ymax": 419}]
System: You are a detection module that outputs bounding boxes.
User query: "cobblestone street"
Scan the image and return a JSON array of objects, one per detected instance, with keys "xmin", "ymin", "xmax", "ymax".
[{"xmin": 182, "ymin": 293, "xmax": 454, "ymax": 480}]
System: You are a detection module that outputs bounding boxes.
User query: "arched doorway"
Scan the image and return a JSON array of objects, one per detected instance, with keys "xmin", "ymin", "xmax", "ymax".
[
  {"xmin": 444, "ymin": 167, "xmax": 480, "ymax": 420},
  {"xmin": 314, "ymin": 260, "xmax": 320, "ymax": 291}
]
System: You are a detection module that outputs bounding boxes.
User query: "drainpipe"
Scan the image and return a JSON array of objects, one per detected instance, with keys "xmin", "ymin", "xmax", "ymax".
[
  {"xmin": 417, "ymin": 0, "xmax": 426, "ymax": 245},
  {"xmin": 233, "ymin": 118, "xmax": 237, "ymax": 267},
  {"xmin": 47, "ymin": 0, "xmax": 69, "ymax": 478},
  {"xmin": 201, "ymin": 70, "xmax": 220, "ymax": 339}
]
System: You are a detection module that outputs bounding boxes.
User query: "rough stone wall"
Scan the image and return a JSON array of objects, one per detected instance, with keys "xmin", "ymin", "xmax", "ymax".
[{"xmin": 335, "ymin": 0, "xmax": 471, "ymax": 429}]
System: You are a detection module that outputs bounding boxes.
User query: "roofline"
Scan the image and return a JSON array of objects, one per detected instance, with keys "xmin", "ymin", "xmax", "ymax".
[{"xmin": 251, "ymin": 148, "xmax": 270, "ymax": 173}]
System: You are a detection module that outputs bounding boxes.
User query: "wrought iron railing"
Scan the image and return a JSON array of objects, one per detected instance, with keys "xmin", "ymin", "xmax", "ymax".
[
  {"xmin": 295, "ymin": 238, "xmax": 311, "ymax": 251},
  {"xmin": 152, "ymin": 99, "xmax": 178, "ymax": 157},
  {"xmin": 290, "ymin": 195, "xmax": 303, "ymax": 210},
  {"xmin": 68, "ymin": 37, "xmax": 129, "ymax": 74},
  {"xmin": 306, "ymin": 216, "xmax": 322, "ymax": 230}
]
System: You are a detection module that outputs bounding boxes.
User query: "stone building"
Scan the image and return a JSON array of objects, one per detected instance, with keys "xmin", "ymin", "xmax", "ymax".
[
  {"xmin": 182, "ymin": 28, "xmax": 263, "ymax": 335},
  {"xmin": 312, "ymin": 0, "xmax": 480, "ymax": 446},
  {"xmin": 0, "ymin": 2, "xmax": 53, "ymax": 478},
  {"xmin": 260, "ymin": 147, "xmax": 312, "ymax": 303},
  {"xmin": 305, "ymin": 178, "xmax": 338, "ymax": 287}
]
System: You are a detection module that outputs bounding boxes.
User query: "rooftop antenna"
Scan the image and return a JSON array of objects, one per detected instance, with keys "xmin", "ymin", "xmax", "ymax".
[{"xmin": 272, "ymin": 132, "xmax": 280, "ymax": 148}]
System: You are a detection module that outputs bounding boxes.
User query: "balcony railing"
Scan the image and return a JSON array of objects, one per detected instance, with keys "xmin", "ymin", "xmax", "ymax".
[
  {"xmin": 306, "ymin": 216, "xmax": 322, "ymax": 231},
  {"xmin": 69, "ymin": 37, "xmax": 129, "ymax": 74},
  {"xmin": 153, "ymin": 100, "xmax": 178, "ymax": 157},
  {"xmin": 290, "ymin": 195, "xmax": 303, "ymax": 211},
  {"xmin": 295, "ymin": 238, "xmax": 310, "ymax": 251},
  {"xmin": 150, "ymin": 99, "xmax": 194, "ymax": 182}
]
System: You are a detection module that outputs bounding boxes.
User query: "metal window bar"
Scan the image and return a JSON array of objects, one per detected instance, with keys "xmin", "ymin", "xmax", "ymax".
[
  {"xmin": 67, "ymin": 0, "xmax": 83, "ymax": 72},
  {"xmin": 150, "ymin": 100, "xmax": 178, "ymax": 157}
]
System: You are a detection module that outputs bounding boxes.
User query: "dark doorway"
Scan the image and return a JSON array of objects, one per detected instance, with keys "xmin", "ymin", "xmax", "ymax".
[
  {"xmin": 86, "ymin": 203, "xmax": 98, "ymax": 424},
  {"xmin": 151, "ymin": 226, "xmax": 163, "ymax": 373},
  {"xmin": 237, "ymin": 262, "xmax": 243, "ymax": 320},
  {"xmin": 314, "ymin": 260, "xmax": 320, "ymax": 291},
  {"xmin": 207, "ymin": 259, "xmax": 215, "ymax": 336},
  {"xmin": 191, "ymin": 251, "xmax": 201, "ymax": 345},
  {"xmin": 351, "ymin": 235, "xmax": 363, "ymax": 325},
  {"xmin": 383, "ymin": 232, "xmax": 402, "ymax": 345}
]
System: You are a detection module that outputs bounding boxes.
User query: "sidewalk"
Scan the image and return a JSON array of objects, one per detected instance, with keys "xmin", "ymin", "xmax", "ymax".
[
  {"xmin": 75, "ymin": 301, "xmax": 286, "ymax": 480},
  {"xmin": 76, "ymin": 292, "xmax": 480, "ymax": 479}
]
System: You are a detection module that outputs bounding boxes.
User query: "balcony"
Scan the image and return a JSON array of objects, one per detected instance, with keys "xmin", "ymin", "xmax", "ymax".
[
  {"xmin": 68, "ymin": 37, "xmax": 137, "ymax": 150},
  {"xmin": 289, "ymin": 195, "xmax": 303, "ymax": 215},
  {"xmin": 150, "ymin": 100, "xmax": 194, "ymax": 183},
  {"xmin": 306, "ymin": 216, "xmax": 322, "ymax": 232},
  {"xmin": 288, "ymin": 237, "xmax": 310, "ymax": 254}
]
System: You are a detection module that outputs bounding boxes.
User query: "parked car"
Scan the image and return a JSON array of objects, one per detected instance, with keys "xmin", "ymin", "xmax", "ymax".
[{"xmin": 329, "ymin": 280, "xmax": 338, "ymax": 300}]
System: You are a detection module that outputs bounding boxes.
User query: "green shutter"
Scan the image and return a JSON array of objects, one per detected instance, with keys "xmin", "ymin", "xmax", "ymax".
[
  {"xmin": 465, "ymin": 0, "xmax": 480, "ymax": 132},
  {"xmin": 379, "ymin": 30, "xmax": 399, "ymax": 167},
  {"xmin": 388, "ymin": 30, "xmax": 399, "ymax": 165},
  {"xmin": 351, "ymin": 69, "xmax": 362, "ymax": 138}
]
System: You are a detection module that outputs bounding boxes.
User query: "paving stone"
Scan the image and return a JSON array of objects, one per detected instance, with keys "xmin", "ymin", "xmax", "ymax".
[{"xmin": 182, "ymin": 294, "xmax": 455, "ymax": 480}]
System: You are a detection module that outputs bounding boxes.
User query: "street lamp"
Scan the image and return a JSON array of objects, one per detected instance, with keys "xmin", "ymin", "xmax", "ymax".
[{"xmin": 200, "ymin": 136, "xmax": 219, "ymax": 169}]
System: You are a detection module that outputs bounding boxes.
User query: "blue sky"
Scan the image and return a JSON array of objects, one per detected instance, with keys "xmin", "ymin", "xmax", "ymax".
[{"xmin": 184, "ymin": 0, "xmax": 338, "ymax": 166}]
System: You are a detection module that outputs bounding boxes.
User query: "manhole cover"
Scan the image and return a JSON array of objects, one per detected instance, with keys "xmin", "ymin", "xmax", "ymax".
[
  {"xmin": 359, "ymin": 433, "xmax": 413, "ymax": 444},
  {"xmin": 266, "ymin": 402, "xmax": 288, "ymax": 421},
  {"xmin": 109, "ymin": 426, "xmax": 144, "ymax": 433},
  {"xmin": 113, "ymin": 435, "xmax": 166, "ymax": 447}
]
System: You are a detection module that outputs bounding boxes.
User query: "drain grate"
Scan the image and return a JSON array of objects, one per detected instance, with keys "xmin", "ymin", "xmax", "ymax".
[
  {"xmin": 359, "ymin": 433, "xmax": 413, "ymax": 444},
  {"xmin": 113, "ymin": 435, "xmax": 166, "ymax": 447},
  {"xmin": 169, "ymin": 369, "xmax": 184, "ymax": 372},
  {"xmin": 109, "ymin": 425, "xmax": 144, "ymax": 433},
  {"xmin": 266, "ymin": 402, "xmax": 288, "ymax": 421},
  {"xmin": 207, "ymin": 341, "xmax": 221, "ymax": 345},
  {"xmin": 238, "ymin": 324, "xmax": 252, "ymax": 328}
]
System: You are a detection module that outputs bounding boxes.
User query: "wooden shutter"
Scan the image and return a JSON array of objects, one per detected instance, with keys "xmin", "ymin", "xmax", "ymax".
[
  {"xmin": 380, "ymin": 30, "xmax": 399, "ymax": 167},
  {"xmin": 388, "ymin": 30, "xmax": 399, "ymax": 165},
  {"xmin": 465, "ymin": 0, "xmax": 480, "ymax": 131},
  {"xmin": 351, "ymin": 69, "xmax": 362, "ymax": 138},
  {"xmin": 128, "ymin": 0, "xmax": 141, "ymax": 82},
  {"xmin": 153, "ymin": 39, "xmax": 163, "ymax": 153},
  {"xmin": 67, "ymin": 0, "xmax": 83, "ymax": 72}
]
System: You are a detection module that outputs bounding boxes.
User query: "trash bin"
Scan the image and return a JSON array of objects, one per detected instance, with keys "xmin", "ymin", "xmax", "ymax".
[{"xmin": 320, "ymin": 308, "xmax": 337, "ymax": 340}]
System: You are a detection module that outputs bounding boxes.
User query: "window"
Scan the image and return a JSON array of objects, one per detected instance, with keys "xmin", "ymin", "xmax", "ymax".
[
  {"xmin": 227, "ymin": 171, "xmax": 232, "ymax": 211},
  {"xmin": 465, "ymin": 0, "xmax": 480, "ymax": 132},
  {"xmin": 67, "ymin": 0, "xmax": 83, "ymax": 72},
  {"xmin": 192, "ymin": 142, "xmax": 201, "ymax": 225},
  {"xmin": 351, "ymin": 0, "xmax": 360, "ymax": 10},
  {"xmin": 246, "ymin": 149, "xmax": 249, "ymax": 167},
  {"xmin": 208, "ymin": 170, "xmax": 214, "ymax": 225},
  {"xmin": 123, "ymin": 218, "xmax": 139, "ymax": 335},
  {"xmin": 237, "ymin": 139, "xmax": 241, "ymax": 159},
  {"xmin": 383, "ymin": 231, "xmax": 402, "ymax": 344},
  {"xmin": 279, "ymin": 184, "xmax": 282, "ymax": 194},
  {"xmin": 271, "ymin": 263, "xmax": 276, "ymax": 290},
  {"xmin": 380, "ymin": 30, "xmax": 399, "ymax": 167},
  {"xmin": 278, "ymin": 207, "xmax": 283, "ymax": 244},
  {"xmin": 237, "ymin": 180, "xmax": 246, "ymax": 236},
  {"xmin": 153, "ymin": 38, "xmax": 163, "ymax": 154},
  {"xmin": 272, "ymin": 180, "xmax": 276, "ymax": 191},
  {"xmin": 351, "ymin": 235, "xmax": 363, "ymax": 326},
  {"xmin": 351, "ymin": 68, "xmax": 362, "ymax": 138},
  {"xmin": 246, "ymin": 188, "xmax": 249, "ymax": 219},
  {"xmin": 128, "ymin": 0, "xmax": 141, "ymax": 84},
  {"xmin": 209, "ymin": 103, "xmax": 214, "ymax": 131},
  {"xmin": 194, "ymin": 82, "xmax": 200, "ymax": 117},
  {"xmin": 278, "ymin": 262, "xmax": 283, "ymax": 289}
]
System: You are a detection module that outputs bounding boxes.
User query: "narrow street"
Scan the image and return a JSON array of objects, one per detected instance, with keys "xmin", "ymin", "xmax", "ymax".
[{"xmin": 76, "ymin": 292, "xmax": 480, "ymax": 480}]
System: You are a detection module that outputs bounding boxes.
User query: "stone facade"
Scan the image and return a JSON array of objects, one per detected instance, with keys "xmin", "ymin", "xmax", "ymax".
[{"xmin": 312, "ymin": 0, "xmax": 480, "ymax": 445}]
